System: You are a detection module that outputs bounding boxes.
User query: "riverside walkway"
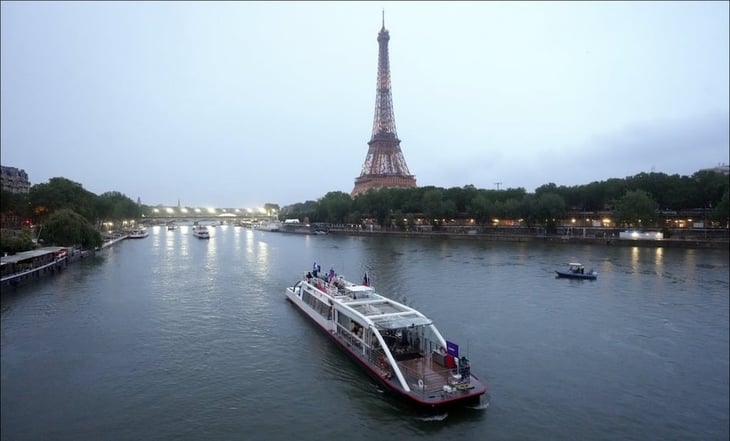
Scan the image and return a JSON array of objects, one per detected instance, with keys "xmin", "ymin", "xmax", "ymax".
[{"xmin": 327, "ymin": 226, "xmax": 729, "ymax": 249}]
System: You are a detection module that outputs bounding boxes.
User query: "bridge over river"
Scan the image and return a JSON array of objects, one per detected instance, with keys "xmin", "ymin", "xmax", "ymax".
[{"xmin": 140, "ymin": 206, "xmax": 278, "ymax": 224}]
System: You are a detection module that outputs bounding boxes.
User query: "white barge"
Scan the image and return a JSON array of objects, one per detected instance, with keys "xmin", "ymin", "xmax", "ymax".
[{"xmin": 285, "ymin": 266, "xmax": 487, "ymax": 410}]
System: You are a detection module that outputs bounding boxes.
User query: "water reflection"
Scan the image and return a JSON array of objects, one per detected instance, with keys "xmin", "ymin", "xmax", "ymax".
[
  {"xmin": 205, "ymin": 230, "xmax": 218, "ymax": 273},
  {"xmin": 630, "ymin": 246, "xmax": 640, "ymax": 271}
]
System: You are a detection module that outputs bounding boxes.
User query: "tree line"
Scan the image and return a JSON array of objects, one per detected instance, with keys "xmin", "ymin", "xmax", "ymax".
[
  {"xmin": 1, "ymin": 177, "xmax": 142, "ymax": 252},
  {"xmin": 1, "ymin": 169, "xmax": 727, "ymax": 254},
  {"xmin": 281, "ymin": 170, "xmax": 730, "ymax": 230}
]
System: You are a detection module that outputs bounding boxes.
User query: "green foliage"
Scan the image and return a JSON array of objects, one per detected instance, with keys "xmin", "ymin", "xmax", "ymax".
[
  {"xmin": 264, "ymin": 203, "xmax": 280, "ymax": 216},
  {"xmin": 281, "ymin": 200, "xmax": 318, "ymax": 222},
  {"xmin": 712, "ymin": 190, "xmax": 729, "ymax": 224},
  {"xmin": 422, "ymin": 188, "xmax": 446, "ymax": 222},
  {"xmin": 317, "ymin": 192, "xmax": 353, "ymax": 223},
  {"xmin": 40, "ymin": 208, "xmax": 102, "ymax": 249},
  {"xmin": 0, "ymin": 229, "xmax": 35, "ymax": 254},
  {"xmin": 534, "ymin": 192, "xmax": 567, "ymax": 228},
  {"xmin": 279, "ymin": 168, "xmax": 728, "ymax": 232},
  {"xmin": 23, "ymin": 178, "xmax": 141, "ymax": 234},
  {"xmin": 1, "ymin": 189, "xmax": 31, "ymax": 219},
  {"xmin": 467, "ymin": 193, "xmax": 493, "ymax": 224},
  {"xmin": 615, "ymin": 190, "xmax": 658, "ymax": 227},
  {"xmin": 30, "ymin": 177, "xmax": 98, "ymax": 223},
  {"xmin": 97, "ymin": 191, "xmax": 142, "ymax": 221}
]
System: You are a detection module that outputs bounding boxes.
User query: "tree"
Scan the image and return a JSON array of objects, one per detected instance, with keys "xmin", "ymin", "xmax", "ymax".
[
  {"xmin": 421, "ymin": 188, "xmax": 446, "ymax": 225},
  {"xmin": 1, "ymin": 189, "xmax": 30, "ymax": 218},
  {"xmin": 467, "ymin": 193, "xmax": 493, "ymax": 225},
  {"xmin": 615, "ymin": 190, "xmax": 657, "ymax": 227},
  {"xmin": 318, "ymin": 192, "xmax": 352, "ymax": 223},
  {"xmin": 691, "ymin": 170, "xmax": 728, "ymax": 208},
  {"xmin": 712, "ymin": 190, "xmax": 729, "ymax": 226},
  {"xmin": 264, "ymin": 203, "xmax": 280, "ymax": 217},
  {"xmin": 534, "ymin": 193, "xmax": 566, "ymax": 230},
  {"xmin": 40, "ymin": 209, "xmax": 102, "ymax": 249},
  {"xmin": 1, "ymin": 189, "xmax": 31, "ymax": 228},
  {"xmin": 97, "ymin": 191, "xmax": 142, "ymax": 223},
  {"xmin": 0, "ymin": 229, "xmax": 35, "ymax": 254},
  {"xmin": 30, "ymin": 177, "xmax": 98, "ymax": 223}
]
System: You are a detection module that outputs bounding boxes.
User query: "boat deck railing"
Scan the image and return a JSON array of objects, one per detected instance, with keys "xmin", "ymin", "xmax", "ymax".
[{"xmin": 397, "ymin": 354, "xmax": 470, "ymax": 397}]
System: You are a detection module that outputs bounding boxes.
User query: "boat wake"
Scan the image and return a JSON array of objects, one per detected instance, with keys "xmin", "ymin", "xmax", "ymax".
[
  {"xmin": 469, "ymin": 394, "xmax": 491, "ymax": 410},
  {"xmin": 468, "ymin": 401, "xmax": 490, "ymax": 410},
  {"xmin": 415, "ymin": 413, "xmax": 448, "ymax": 422}
]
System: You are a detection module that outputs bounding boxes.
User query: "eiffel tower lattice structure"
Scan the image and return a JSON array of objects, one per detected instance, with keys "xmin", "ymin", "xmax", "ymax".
[{"xmin": 351, "ymin": 15, "xmax": 417, "ymax": 198}]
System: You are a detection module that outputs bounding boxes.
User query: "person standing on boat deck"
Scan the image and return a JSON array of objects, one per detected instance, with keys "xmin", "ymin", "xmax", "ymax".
[{"xmin": 328, "ymin": 267, "xmax": 335, "ymax": 282}]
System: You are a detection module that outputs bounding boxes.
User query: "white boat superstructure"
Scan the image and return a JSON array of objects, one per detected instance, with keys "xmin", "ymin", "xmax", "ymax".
[
  {"xmin": 285, "ymin": 267, "xmax": 487, "ymax": 410},
  {"xmin": 192, "ymin": 225, "xmax": 210, "ymax": 239},
  {"xmin": 128, "ymin": 228, "xmax": 149, "ymax": 239},
  {"xmin": 254, "ymin": 220, "xmax": 282, "ymax": 232}
]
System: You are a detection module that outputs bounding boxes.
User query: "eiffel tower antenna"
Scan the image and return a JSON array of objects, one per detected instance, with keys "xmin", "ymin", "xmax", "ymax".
[{"xmin": 351, "ymin": 16, "xmax": 416, "ymax": 197}]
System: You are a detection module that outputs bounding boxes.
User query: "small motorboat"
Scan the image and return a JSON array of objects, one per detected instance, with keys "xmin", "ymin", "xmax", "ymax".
[{"xmin": 556, "ymin": 262, "xmax": 597, "ymax": 280}]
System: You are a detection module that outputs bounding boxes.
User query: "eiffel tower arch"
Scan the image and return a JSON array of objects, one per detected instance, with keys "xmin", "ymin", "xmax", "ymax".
[{"xmin": 352, "ymin": 14, "xmax": 417, "ymax": 198}]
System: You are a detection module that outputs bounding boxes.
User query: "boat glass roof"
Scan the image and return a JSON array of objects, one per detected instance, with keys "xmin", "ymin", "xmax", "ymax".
[
  {"xmin": 345, "ymin": 299, "xmax": 432, "ymax": 330},
  {"xmin": 371, "ymin": 314, "xmax": 432, "ymax": 330}
]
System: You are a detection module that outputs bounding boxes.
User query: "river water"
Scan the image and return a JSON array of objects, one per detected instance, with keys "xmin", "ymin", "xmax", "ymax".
[{"xmin": 2, "ymin": 225, "xmax": 728, "ymax": 441}]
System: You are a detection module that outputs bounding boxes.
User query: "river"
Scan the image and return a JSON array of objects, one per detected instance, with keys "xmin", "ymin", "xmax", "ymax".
[{"xmin": 2, "ymin": 225, "xmax": 728, "ymax": 440}]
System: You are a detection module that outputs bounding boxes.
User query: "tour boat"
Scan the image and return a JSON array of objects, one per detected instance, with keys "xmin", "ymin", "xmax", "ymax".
[
  {"xmin": 192, "ymin": 225, "xmax": 210, "ymax": 239},
  {"xmin": 285, "ymin": 266, "xmax": 488, "ymax": 410},
  {"xmin": 128, "ymin": 228, "xmax": 149, "ymax": 239}
]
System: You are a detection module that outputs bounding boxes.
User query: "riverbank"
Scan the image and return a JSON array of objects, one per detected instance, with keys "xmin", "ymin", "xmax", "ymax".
[
  {"xmin": 0, "ymin": 232, "xmax": 131, "ymax": 289},
  {"xmin": 327, "ymin": 228, "xmax": 729, "ymax": 249},
  {"xmin": 100, "ymin": 233, "xmax": 129, "ymax": 249}
]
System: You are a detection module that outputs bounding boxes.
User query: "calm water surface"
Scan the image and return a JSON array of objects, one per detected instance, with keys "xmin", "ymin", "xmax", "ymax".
[{"xmin": 2, "ymin": 226, "xmax": 728, "ymax": 440}]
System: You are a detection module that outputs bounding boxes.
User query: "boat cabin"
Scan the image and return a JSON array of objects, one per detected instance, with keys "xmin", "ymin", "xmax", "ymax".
[{"xmin": 567, "ymin": 262, "xmax": 585, "ymax": 274}]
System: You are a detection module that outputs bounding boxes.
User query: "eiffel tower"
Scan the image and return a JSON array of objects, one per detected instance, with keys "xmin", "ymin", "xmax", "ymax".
[{"xmin": 351, "ymin": 14, "xmax": 416, "ymax": 198}]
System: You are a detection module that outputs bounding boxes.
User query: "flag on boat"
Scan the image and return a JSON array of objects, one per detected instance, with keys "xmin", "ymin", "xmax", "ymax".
[
  {"xmin": 362, "ymin": 272, "xmax": 370, "ymax": 286},
  {"xmin": 446, "ymin": 340, "xmax": 459, "ymax": 357}
]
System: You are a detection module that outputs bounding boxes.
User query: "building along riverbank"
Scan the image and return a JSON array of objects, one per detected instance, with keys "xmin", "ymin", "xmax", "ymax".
[{"xmin": 327, "ymin": 226, "xmax": 729, "ymax": 250}]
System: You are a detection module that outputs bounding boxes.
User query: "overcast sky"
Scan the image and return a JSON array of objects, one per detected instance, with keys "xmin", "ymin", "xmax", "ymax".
[{"xmin": 2, "ymin": 1, "xmax": 728, "ymax": 209}]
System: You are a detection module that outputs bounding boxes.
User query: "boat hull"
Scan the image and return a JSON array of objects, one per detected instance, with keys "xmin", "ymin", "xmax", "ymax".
[
  {"xmin": 555, "ymin": 271, "xmax": 597, "ymax": 280},
  {"xmin": 285, "ymin": 286, "xmax": 486, "ymax": 411}
]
